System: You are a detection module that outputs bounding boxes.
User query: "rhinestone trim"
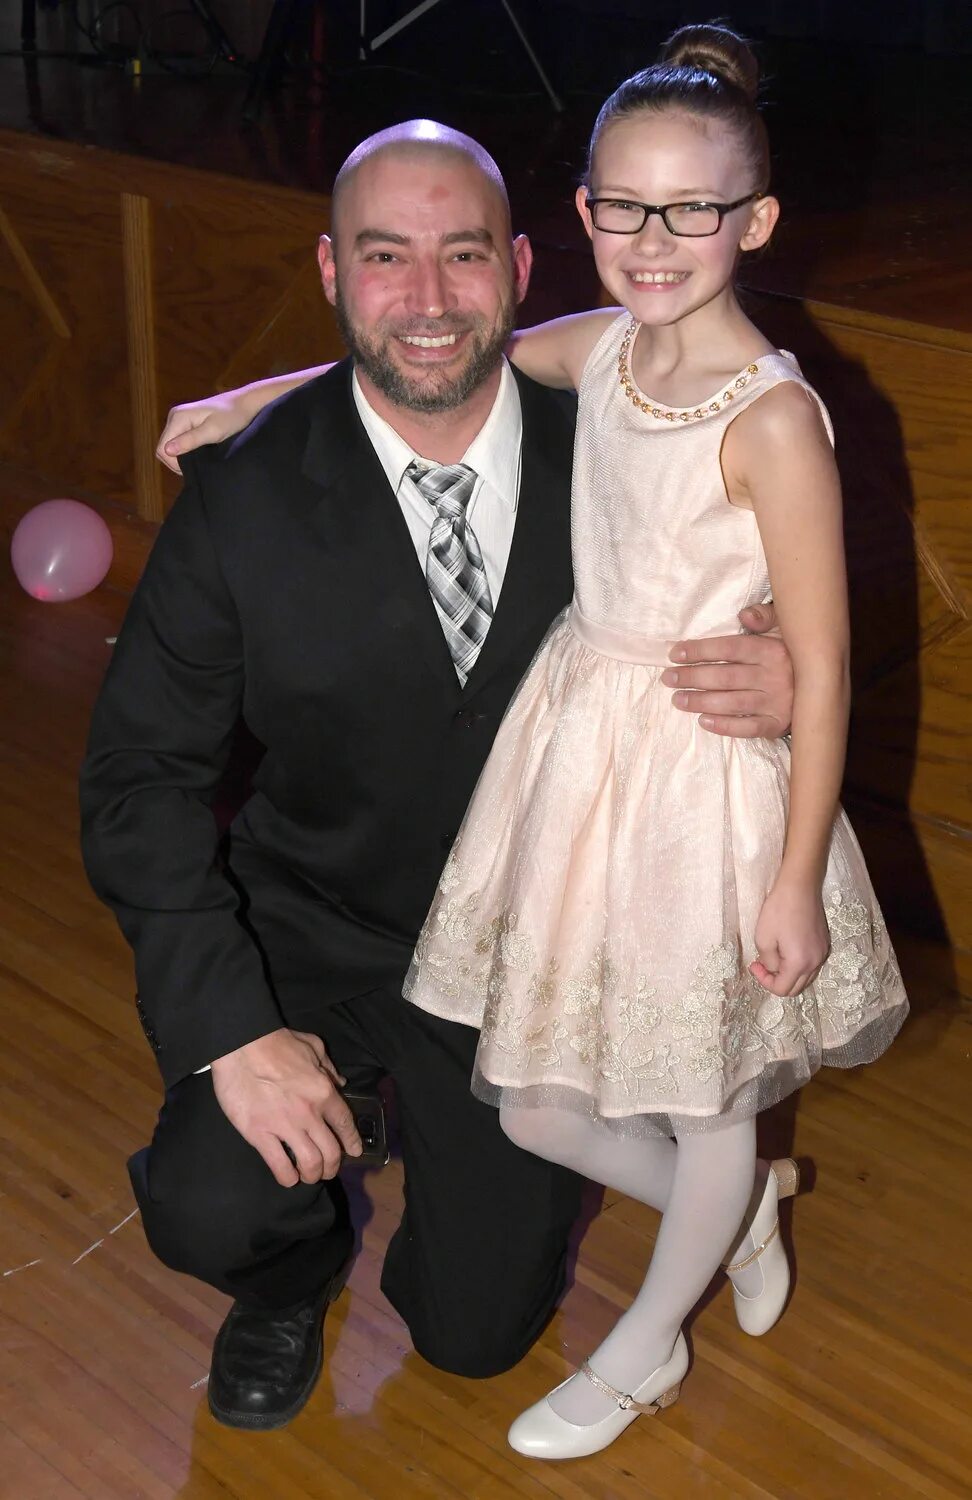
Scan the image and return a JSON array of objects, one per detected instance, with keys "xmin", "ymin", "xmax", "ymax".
[
  {"xmin": 725, "ymin": 1217, "xmax": 780, "ymax": 1273},
  {"xmin": 618, "ymin": 319, "xmax": 760, "ymax": 423},
  {"xmin": 579, "ymin": 1360, "xmax": 661, "ymax": 1415}
]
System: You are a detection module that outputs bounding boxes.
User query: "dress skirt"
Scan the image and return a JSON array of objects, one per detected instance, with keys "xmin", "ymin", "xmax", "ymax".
[{"xmin": 404, "ymin": 607, "xmax": 908, "ymax": 1138}]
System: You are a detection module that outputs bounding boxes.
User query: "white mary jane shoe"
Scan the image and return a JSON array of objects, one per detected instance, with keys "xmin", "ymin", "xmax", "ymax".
[
  {"xmin": 507, "ymin": 1331, "xmax": 688, "ymax": 1461},
  {"xmin": 726, "ymin": 1157, "xmax": 800, "ymax": 1336}
]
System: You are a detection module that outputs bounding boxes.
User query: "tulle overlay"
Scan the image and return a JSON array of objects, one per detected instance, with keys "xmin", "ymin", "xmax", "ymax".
[{"xmin": 403, "ymin": 316, "xmax": 907, "ymax": 1136}]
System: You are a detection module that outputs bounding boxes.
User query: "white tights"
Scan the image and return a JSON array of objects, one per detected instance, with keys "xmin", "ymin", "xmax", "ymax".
[{"xmin": 499, "ymin": 1104, "xmax": 762, "ymax": 1426}]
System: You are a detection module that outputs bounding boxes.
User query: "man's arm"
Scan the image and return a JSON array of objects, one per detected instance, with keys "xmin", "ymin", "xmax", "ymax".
[
  {"xmin": 80, "ymin": 471, "xmax": 361, "ymax": 1182},
  {"xmin": 80, "ymin": 471, "xmax": 282, "ymax": 1083},
  {"xmin": 662, "ymin": 602, "xmax": 794, "ymax": 738}
]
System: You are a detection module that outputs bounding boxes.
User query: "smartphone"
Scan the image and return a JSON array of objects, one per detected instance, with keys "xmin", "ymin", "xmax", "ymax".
[
  {"xmin": 341, "ymin": 1090, "xmax": 390, "ymax": 1168},
  {"xmin": 281, "ymin": 1091, "xmax": 390, "ymax": 1175}
]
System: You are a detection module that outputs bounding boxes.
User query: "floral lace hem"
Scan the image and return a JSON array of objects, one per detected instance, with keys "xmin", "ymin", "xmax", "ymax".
[{"xmin": 404, "ymin": 847, "xmax": 908, "ymax": 1119}]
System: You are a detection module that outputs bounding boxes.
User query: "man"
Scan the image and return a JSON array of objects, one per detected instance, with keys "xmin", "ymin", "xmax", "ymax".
[{"xmin": 80, "ymin": 121, "xmax": 794, "ymax": 1432}]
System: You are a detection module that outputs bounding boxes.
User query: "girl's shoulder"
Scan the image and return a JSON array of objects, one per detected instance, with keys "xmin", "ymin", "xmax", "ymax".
[
  {"xmin": 722, "ymin": 360, "xmax": 837, "ymax": 509},
  {"xmin": 730, "ymin": 355, "xmax": 834, "ymax": 448}
]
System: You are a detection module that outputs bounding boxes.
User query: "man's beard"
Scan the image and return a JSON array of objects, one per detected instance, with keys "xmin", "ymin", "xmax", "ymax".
[{"xmin": 334, "ymin": 288, "xmax": 516, "ymax": 414}]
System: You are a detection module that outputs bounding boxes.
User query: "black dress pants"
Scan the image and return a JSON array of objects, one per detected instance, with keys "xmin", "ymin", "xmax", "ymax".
[{"xmin": 128, "ymin": 987, "xmax": 583, "ymax": 1378}]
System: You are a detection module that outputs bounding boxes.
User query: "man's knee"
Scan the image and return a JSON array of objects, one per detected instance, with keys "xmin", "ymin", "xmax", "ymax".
[
  {"xmin": 383, "ymin": 1236, "xmax": 570, "ymax": 1379},
  {"xmin": 129, "ymin": 1143, "xmax": 260, "ymax": 1282},
  {"xmin": 408, "ymin": 1306, "xmax": 541, "ymax": 1379}
]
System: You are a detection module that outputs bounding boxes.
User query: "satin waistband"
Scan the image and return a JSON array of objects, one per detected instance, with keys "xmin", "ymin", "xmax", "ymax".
[{"xmin": 568, "ymin": 603, "xmax": 673, "ymax": 667}]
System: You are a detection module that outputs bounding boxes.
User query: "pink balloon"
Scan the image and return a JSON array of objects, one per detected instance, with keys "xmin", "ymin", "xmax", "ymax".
[{"xmin": 11, "ymin": 499, "xmax": 113, "ymax": 602}]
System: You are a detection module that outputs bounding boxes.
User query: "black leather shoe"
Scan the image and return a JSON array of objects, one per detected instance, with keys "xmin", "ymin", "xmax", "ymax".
[{"xmin": 208, "ymin": 1257, "xmax": 353, "ymax": 1430}]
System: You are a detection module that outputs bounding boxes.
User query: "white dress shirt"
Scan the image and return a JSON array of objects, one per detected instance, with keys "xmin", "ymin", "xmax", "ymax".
[{"xmin": 351, "ymin": 359, "xmax": 523, "ymax": 608}]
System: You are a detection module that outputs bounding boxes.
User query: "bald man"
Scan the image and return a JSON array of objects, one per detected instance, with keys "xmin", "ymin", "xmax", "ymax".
[{"xmin": 81, "ymin": 122, "xmax": 795, "ymax": 1431}]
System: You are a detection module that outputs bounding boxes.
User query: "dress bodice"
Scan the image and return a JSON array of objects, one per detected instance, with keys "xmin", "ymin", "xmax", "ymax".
[{"xmin": 570, "ymin": 315, "xmax": 834, "ymax": 644}]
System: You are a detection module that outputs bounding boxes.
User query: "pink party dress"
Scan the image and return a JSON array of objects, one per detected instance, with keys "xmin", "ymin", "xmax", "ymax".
[{"xmin": 404, "ymin": 315, "xmax": 908, "ymax": 1136}]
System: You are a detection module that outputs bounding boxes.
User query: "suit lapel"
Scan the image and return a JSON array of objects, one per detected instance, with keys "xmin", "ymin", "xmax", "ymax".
[
  {"xmin": 297, "ymin": 362, "xmax": 575, "ymax": 701},
  {"xmin": 300, "ymin": 363, "xmax": 461, "ymax": 694}
]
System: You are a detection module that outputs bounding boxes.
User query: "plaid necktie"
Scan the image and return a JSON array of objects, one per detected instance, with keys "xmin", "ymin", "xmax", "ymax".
[{"xmin": 405, "ymin": 460, "xmax": 494, "ymax": 685}]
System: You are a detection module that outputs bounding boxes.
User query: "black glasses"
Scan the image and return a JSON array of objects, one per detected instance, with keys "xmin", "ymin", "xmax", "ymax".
[{"xmin": 585, "ymin": 192, "xmax": 762, "ymax": 238}]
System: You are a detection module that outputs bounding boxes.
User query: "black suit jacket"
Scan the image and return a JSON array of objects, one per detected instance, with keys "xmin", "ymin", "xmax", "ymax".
[{"xmin": 80, "ymin": 361, "xmax": 576, "ymax": 1087}]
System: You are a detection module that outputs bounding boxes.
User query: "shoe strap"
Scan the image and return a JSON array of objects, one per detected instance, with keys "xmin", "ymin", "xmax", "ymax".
[
  {"xmin": 724, "ymin": 1216, "xmax": 780, "ymax": 1273},
  {"xmin": 579, "ymin": 1360, "xmax": 661, "ymax": 1415}
]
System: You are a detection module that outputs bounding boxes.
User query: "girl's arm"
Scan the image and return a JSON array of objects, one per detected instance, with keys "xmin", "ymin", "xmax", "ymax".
[
  {"xmin": 724, "ymin": 382, "xmax": 849, "ymax": 997},
  {"xmin": 508, "ymin": 308, "xmax": 623, "ymax": 390},
  {"xmin": 156, "ymin": 365, "xmax": 332, "ymax": 475},
  {"xmin": 156, "ymin": 306, "xmax": 623, "ymax": 475}
]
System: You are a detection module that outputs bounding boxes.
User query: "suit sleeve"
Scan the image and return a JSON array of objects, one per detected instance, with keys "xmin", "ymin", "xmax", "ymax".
[{"xmin": 79, "ymin": 467, "xmax": 282, "ymax": 1086}]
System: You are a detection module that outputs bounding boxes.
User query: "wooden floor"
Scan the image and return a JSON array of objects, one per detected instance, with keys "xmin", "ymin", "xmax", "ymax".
[{"xmin": 0, "ymin": 489, "xmax": 969, "ymax": 1498}]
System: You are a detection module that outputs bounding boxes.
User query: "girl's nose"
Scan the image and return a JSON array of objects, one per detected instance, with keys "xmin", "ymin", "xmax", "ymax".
[{"xmin": 631, "ymin": 213, "xmax": 675, "ymax": 254}]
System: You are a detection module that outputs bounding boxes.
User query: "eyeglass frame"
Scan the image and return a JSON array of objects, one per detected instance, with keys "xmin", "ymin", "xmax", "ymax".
[{"xmin": 584, "ymin": 191, "xmax": 764, "ymax": 237}]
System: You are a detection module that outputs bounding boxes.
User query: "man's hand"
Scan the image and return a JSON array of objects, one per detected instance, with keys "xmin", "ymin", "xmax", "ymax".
[
  {"xmin": 211, "ymin": 1028, "xmax": 363, "ymax": 1187},
  {"xmin": 662, "ymin": 603, "xmax": 793, "ymax": 738},
  {"xmin": 155, "ymin": 393, "xmax": 252, "ymax": 476}
]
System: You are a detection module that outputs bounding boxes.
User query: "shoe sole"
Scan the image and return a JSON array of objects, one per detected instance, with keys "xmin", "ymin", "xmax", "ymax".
[{"xmin": 207, "ymin": 1257, "xmax": 353, "ymax": 1431}]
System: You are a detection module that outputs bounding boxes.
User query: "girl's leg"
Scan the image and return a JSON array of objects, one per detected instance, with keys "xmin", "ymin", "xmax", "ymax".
[
  {"xmin": 499, "ymin": 1107, "xmax": 766, "ymax": 1295},
  {"xmin": 501, "ymin": 1107, "xmax": 757, "ymax": 1426},
  {"xmin": 500, "ymin": 1105, "xmax": 677, "ymax": 1210}
]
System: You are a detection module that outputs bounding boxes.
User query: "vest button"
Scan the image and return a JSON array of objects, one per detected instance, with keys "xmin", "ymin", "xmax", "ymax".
[{"xmin": 440, "ymin": 830, "xmax": 457, "ymax": 850}]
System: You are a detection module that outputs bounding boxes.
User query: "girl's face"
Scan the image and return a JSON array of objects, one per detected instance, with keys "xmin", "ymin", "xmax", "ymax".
[{"xmin": 576, "ymin": 111, "xmax": 778, "ymax": 328}]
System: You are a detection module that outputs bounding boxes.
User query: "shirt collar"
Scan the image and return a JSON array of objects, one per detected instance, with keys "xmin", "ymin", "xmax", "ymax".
[{"xmin": 351, "ymin": 359, "xmax": 522, "ymax": 509}]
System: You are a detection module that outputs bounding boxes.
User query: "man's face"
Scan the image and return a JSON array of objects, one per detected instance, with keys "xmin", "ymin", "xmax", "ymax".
[{"xmin": 319, "ymin": 150, "xmax": 532, "ymax": 413}]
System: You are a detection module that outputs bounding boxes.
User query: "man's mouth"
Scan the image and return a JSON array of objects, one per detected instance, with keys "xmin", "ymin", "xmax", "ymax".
[
  {"xmin": 398, "ymin": 332, "xmax": 462, "ymax": 348},
  {"xmin": 628, "ymin": 271, "xmax": 690, "ymax": 285}
]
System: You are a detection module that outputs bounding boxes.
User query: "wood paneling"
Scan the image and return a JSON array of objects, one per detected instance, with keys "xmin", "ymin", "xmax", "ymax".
[
  {"xmin": 742, "ymin": 290, "xmax": 972, "ymax": 993},
  {"xmin": 0, "ymin": 129, "xmax": 345, "ymax": 520}
]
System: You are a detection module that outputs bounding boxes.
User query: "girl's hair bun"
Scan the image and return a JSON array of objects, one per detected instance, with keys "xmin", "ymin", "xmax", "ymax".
[{"xmin": 661, "ymin": 22, "xmax": 760, "ymax": 103}]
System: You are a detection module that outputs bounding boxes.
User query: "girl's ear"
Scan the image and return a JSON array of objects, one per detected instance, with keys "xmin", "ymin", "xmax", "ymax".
[
  {"xmin": 739, "ymin": 193, "xmax": 780, "ymax": 252},
  {"xmin": 575, "ymin": 185, "xmax": 596, "ymax": 243}
]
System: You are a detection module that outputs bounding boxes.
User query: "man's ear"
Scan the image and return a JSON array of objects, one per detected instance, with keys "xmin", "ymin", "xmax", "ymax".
[
  {"xmin": 739, "ymin": 194, "xmax": 779, "ymax": 253},
  {"xmin": 575, "ymin": 186, "xmax": 595, "ymax": 244},
  {"xmin": 318, "ymin": 235, "xmax": 337, "ymax": 306},
  {"xmin": 511, "ymin": 234, "xmax": 534, "ymax": 307}
]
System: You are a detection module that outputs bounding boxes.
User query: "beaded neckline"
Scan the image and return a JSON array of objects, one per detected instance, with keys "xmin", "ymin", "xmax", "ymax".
[{"xmin": 618, "ymin": 319, "xmax": 761, "ymax": 424}]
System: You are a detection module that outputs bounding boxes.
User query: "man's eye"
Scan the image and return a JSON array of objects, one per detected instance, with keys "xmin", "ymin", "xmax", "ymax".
[
  {"xmin": 452, "ymin": 251, "xmax": 484, "ymax": 263},
  {"xmin": 369, "ymin": 252, "xmax": 399, "ymax": 263}
]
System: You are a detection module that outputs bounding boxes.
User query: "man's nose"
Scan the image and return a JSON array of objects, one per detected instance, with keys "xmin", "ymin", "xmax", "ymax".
[{"xmin": 406, "ymin": 258, "xmax": 458, "ymax": 318}]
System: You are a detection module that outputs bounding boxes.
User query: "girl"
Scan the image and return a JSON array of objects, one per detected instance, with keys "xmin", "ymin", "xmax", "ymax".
[
  {"xmin": 401, "ymin": 22, "xmax": 907, "ymax": 1458},
  {"xmin": 158, "ymin": 23, "xmax": 907, "ymax": 1461}
]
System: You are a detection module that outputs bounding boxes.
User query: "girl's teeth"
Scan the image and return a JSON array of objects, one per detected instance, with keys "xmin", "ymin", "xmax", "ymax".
[
  {"xmin": 401, "ymin": 334, "xmax": 459, "ymax": 347},
  {"xmin": 630, "ymin": 271, "xmax": 688, "ymax": 284}
]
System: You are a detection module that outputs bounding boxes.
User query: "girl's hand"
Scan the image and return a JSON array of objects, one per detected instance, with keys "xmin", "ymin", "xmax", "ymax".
[
  {"xmin": 750, "ymin": 875, "xmax": 830, "ymax": 997},
  {"xmin": 155, "ymin": 392, "xmax": 252, "ymax": 475}
]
